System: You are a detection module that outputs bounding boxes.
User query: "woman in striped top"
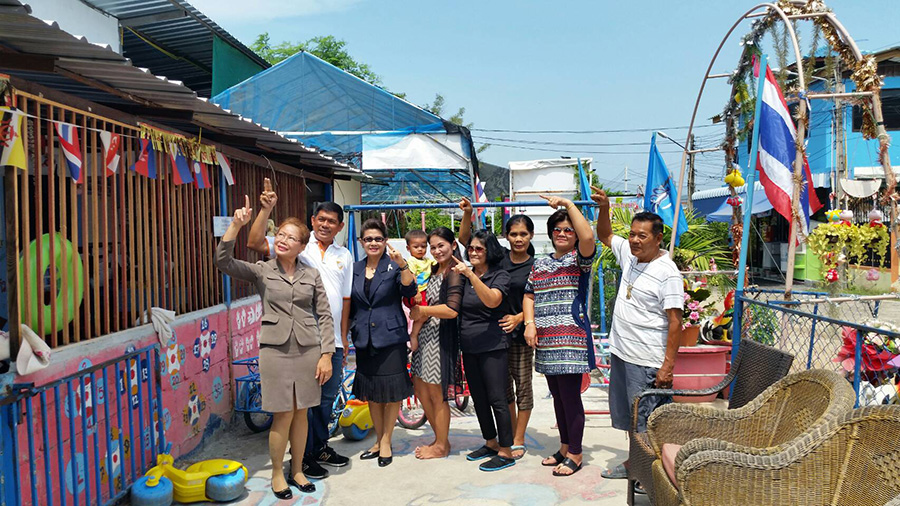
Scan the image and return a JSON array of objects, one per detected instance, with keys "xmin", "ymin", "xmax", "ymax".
[{"xmin": 523, "ymin": 195, "xmax": 596, "ymax": 477}]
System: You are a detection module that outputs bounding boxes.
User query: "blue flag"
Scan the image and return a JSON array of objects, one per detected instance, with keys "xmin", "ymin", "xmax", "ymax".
[{"xmin": 644, "ymin": 133, "xmax": 689, "ymax": 246}]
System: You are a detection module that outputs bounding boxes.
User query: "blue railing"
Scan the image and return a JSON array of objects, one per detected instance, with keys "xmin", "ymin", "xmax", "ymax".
[
  {"xmin": 735, "ymin": 289, "xmax": 898, "ymax": 407},
  {"xmin": 0, "ymin": 345, "xmax": 164, "ymax": 506}
]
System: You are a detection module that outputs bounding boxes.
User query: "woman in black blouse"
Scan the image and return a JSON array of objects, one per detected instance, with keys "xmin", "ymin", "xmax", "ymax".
[
  {"xmin": 453, "ymin": 230, "xmax": 514, "ymax": 472},
  {"xmin": 459, "ymin": 200, "xmax": 536, "ymax": 460}
]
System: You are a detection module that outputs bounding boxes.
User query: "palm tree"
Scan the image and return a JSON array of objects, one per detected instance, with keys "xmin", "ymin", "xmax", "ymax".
[{"xmin": 596, "ymin": 206, "xmax": 732, "ymax": 277}]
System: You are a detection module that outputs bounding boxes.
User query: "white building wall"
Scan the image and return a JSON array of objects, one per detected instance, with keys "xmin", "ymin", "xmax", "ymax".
[{"xmin": 27, "ymin": 0, "xmax": 121, "ymax": 53}]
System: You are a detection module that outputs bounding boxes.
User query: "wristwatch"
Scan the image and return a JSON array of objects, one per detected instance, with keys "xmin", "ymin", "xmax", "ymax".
[
  {"xmin": 399, "ymin": 263, "xmax": 409, "ymax": 271},
  {"xmin": 524, "ymin": 320, "xmax": 535, "ymax": 326}
]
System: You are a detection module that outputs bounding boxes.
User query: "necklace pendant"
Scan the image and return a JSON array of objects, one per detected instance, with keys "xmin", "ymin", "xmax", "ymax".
[{"xmin": 626, "ymin": 285, "xmax": 633, "ymax": 299}]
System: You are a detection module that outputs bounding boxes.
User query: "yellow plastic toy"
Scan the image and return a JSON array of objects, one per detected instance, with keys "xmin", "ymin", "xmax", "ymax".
[
  {"xmin": 339, "ymin": 399, "xmax": 373, "ymax": 440},
  {"xmin": 131, "ymin": 454, "xmax": 248, "ymax": 505}
]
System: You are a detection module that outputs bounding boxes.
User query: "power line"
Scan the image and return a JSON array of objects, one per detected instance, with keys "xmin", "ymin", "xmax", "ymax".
[
  {"xmin": 470, "ymin": 124, "xmax": 724, "ymax": 134},
  {"xmin": 483, "ymin": 142, "xmax": 684, "ymax": 155},
  {"xmin": 472, "ymin": 136, "xmax": 652, "ymax": 147}
]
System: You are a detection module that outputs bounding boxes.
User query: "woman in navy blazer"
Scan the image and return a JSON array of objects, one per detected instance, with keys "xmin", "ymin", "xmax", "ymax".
[{"xmin": 350, "ymin": 219, "xmax": 417, "ymax": 467}]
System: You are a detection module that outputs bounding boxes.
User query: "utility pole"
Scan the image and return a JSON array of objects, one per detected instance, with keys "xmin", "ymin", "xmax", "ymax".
[
  {"xmin": 624, "ymin": 165, "xmax": 629, "ymax": 193},
  {"xmin": 687, "ymin": 134, "xmax": 696, "ymax": 211},
  {"xmin": 833, "ymin": 60, "xmax": 846, "ymax": 205}
]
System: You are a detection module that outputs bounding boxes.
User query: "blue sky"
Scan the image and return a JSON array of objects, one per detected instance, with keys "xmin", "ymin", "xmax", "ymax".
[{"xmin": 193, "ymin": 0, "xmax": 900, "ymax": 193}]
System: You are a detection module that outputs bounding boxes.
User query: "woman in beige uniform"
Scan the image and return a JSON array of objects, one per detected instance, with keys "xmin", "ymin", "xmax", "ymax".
[{"xmin": 216, "ymin": 196, "xmax": 334, "ymax": 499}]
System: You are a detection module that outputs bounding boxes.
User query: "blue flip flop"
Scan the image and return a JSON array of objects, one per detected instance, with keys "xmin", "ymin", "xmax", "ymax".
[
  {"xmin": 479, "ymin": 455, "xmax": 516, "ymax": 472},
  {"xmin": 511, "ymin": 445, "xmax": 527, "ymax": 460}
]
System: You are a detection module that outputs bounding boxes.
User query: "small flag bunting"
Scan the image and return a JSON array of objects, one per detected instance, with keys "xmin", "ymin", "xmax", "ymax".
[
  {"xmin": 215, "ymin": 151, "xmax": 234, "ymax": 186},
  {"xmin": 192, "ymin": 159, "xmax": 210, "ymax": 189},
  {"xmin": 98, "ymin": 131, "xmax": 121, "ymax": 176},
  {"xmin": 55, "ymin": 122, "xmax": 84, "ymax": 183},
  {"xmin": 0, "ymin": 107, "xmax": 26, "ymax": 171},
  {"xmin": 130, "ymin": 138, "xmax": 157, "ymax": 179},
  {"xmin": 168, "ymin": 143, "xmax": 193, "ymax": 185}
]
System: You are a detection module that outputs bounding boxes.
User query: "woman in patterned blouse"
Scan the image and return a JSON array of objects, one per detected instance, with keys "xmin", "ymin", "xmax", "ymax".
[{"xmin": 523, "ymin": 195, "xmax": 596, "ymax": 477}]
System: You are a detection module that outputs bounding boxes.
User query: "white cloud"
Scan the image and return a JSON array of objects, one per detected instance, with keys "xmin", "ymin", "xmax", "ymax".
[{"xmin": 187, "ymin": 0, "xmax": 364, "ymax": 23}]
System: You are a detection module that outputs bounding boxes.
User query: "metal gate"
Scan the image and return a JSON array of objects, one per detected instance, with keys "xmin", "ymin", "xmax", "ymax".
[{"xmin": 0, "ymin": 345, "xmax": 164, "ymax": 506}]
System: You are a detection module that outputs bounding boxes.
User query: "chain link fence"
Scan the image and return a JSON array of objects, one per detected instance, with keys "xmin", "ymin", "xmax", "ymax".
[{"xmin": 739, "ymin": 288, "xmax": 900, "ymax": 406}]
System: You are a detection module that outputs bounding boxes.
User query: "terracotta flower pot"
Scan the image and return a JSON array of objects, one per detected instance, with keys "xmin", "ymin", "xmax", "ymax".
[{"xmin": 680, "ymin": 325, "xmax": 700, "ymax": 347}]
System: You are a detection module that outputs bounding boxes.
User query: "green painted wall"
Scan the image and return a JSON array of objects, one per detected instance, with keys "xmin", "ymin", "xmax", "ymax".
[{"xmin": 211, "ymin": 36, "xmax": 266, "ymax": 96}]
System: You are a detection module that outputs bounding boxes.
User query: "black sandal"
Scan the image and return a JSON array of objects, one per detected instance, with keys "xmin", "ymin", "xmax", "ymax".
[
  {"xmin": 466, "ymin": 445, "xmax": 499, "ymax": 461},
  {"xmin": 552, "ymin": 457, "xmax": 583, "ymax": 477},
  {"xmin": 541, "ymin": 451, "xmax": 565, "ymax": 467}
]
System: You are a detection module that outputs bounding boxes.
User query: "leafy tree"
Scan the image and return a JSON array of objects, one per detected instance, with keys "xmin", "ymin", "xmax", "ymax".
[
  {"xmin": 251, "ymin": 33, "xmax": 383, "ymax": 87},
  {"xmin": 424, "ymin": 93, "xmax": 489, "ymax": 154}
]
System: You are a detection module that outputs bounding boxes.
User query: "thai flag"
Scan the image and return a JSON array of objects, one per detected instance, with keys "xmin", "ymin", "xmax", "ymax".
[
  {"xmin": 130, "ymin": 138, "xmax": 157, "ymax": 179},
  {"xmin": 192, "ymin": 159, "xmax": 211, "ymax": 189},
  {"xmin": 98, "ymin": 131, "xmax": 121, "ymax": 176},
  {"xmin": 55, "ymin": 122, "xmax": 83, "ymax": 183},
  {"xmin": 754, "ymin": 60, "xmax": 823, "ymax": 237},
  {"xmin": 168, "ymin": 143, "xmax": 193, "ymax": 185}
]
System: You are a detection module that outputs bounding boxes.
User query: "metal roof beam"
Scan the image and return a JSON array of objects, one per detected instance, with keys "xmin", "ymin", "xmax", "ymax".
[
  {"xmin": 114, "ymin": 104, "xmax": 193, "ymax": 121},
  {"xmin": 118, "ymin": 10, "xmax": 189, "ymax": 27},
  {"xmin": 0, "ymin": 52, "xmax": 56, "ymax": 73}
]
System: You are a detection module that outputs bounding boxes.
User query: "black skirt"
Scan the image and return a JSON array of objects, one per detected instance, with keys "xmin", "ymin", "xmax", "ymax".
[{"xmin": 352, "ymin": 343, "xmax": 413, "ymax": 403}]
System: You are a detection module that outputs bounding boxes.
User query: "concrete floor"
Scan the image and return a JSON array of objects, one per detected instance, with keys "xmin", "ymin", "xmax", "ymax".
[{"xmin": 179, "ymin": 369, "xmax": 651, "ymax": 506}]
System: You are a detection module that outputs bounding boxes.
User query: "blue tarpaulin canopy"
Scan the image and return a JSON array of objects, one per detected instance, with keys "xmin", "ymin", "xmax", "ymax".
[{"xmin": 212, "ymin": 51, "xmax": 477, "ymax": 204}]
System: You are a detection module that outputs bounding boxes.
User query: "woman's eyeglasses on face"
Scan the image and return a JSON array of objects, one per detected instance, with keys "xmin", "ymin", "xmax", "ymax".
[
  {"xmin": 275, "ymin": 232, "xmax": 301, "ymax": 243},
  {"xmin": 552, "ymin": 227, "xmax": 575, "ymax": 236},
  {"xmin": 361, "ymin": 236, "xmax": 386, "ymax": 244},
  {"xmin": 467, "ymin": 245, "xmax": 486, "ymax": 253}
]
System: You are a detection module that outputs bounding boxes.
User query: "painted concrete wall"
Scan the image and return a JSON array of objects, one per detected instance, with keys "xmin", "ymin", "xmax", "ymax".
[
  {"xmin": 11, "ymin": 296, "xmax": 264, "ymax": 505},
  {"xmin": 27, "ymin": 0, "xmax": 121, "ymax": 53}
]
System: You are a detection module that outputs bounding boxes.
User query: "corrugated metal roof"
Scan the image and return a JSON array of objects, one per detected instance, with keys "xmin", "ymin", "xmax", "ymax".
[
  {"xmin": 692, "ymin": 182, "xmax": 764, "ymax": 201},
  {"xmin": 79, "ymin": 0, "xmax": 270, "ymax": 97},
  {"xmin": 0, "ymin": 0, "xmax": 360, "ymax": 175}
]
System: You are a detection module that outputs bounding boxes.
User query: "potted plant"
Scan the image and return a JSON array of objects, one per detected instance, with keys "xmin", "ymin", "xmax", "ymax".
[{"xmin": 681, "ymin": 279, "xmax": 713, "ymax": 346}]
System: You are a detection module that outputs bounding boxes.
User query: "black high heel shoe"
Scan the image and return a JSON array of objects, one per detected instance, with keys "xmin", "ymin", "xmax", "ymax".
[
  {"xmin": 287, "ymin": 476, "xmax": 316, "ymax": 494},
  {"xmin": 360, "ymin": 449, "xmax": 380, "ymax": 460},
  {"xmin": 378, "ymin": 446, "xmax": 393, "ymax": 467}
]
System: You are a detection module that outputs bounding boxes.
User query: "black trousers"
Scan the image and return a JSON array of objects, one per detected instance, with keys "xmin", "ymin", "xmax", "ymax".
[{"xmin": 463, "ymin": 349, "xmax": 513, "ymax": 448}]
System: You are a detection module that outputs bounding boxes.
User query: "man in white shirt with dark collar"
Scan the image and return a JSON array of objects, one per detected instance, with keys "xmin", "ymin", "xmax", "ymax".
[{"xmin": 249, "ymin": 182, "xmax": 352, "ymax": 480}]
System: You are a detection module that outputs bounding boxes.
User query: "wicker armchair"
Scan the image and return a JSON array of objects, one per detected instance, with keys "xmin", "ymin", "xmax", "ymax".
[
  {"xmin": 626, "ymin": 339, "xmax": 794, "ymax": 505},
  {"xmin": 647, "ymin": 369, "xmax": 857, "ymax": 506},
  {"xmin": 651, "ymin": 405, "xmax": 900, "ymax": 506}
]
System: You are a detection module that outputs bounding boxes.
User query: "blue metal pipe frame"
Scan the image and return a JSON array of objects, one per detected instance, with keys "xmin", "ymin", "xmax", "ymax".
[
  {"xmin": 345, "ymin": 200, "xmax": 599, "ymax": 212},
  {"xmin": 220, "ymin": 171, "xmax": 232, "ymax": 307},
  {"xmin": 733, "ymin": 52, "xmax": 769, "ymax": 364}
]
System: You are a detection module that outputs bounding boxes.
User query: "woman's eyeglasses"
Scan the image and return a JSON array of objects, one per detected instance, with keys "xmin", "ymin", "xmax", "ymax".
[
  {"xmin": 275, "ymin": 232, "xmax": 301, "ymax": 243},
  {"xmin": 552, "ymin": 227, "xmax": 575, "ymax": 236},
  {"xmin": 467, "ymin": 245, "xmax": 486, "ymax": 253},
  {"xmin": 361, "ymin": 236, "xmax": 386, "ymax": 244}
]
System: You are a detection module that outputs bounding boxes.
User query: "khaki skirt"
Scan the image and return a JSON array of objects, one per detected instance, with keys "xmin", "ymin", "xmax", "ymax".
[{"xmin": 259, "ymin": 335, "xmax": 322, "ymax": 413}]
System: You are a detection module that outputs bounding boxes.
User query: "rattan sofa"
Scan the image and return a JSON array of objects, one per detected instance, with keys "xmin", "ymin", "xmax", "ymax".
[
  {"xmin": 626, "ymin": 338, "xmax": 795, "ymax": 505},
  {"xmin": 651, "ymin": 405, "xmax": 900, "ymax": 506},
  {"xmin": 645, "ymin": 369, "xmax": 857, "ymax": 505}
]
